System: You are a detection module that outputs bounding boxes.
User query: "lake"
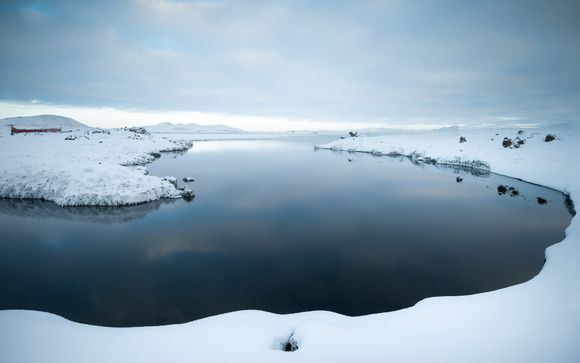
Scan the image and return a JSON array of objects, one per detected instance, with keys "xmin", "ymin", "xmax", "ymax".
[{"xmin": 0, "ymin": 135, "xmax": 572, "ymax": 327}]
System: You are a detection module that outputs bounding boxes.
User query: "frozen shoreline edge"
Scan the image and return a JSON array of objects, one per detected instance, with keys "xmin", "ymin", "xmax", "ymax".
[{"xmin": 314, "ymin": 144, "xmax": 575, "ymax": 199}]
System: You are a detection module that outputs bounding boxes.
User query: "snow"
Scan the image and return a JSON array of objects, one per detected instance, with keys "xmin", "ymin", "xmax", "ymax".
[
  {"xmin": 0, "ymin": 116, "xmax": 193, "ymax": 206},
  {"xmin": 0, "ymin": 114, "xmax": 88, "ymax": 132},
  {"xmin": 316, "ymin": 125, "xmax": 576, "ymax": 196},
  {"xmin": 1, "ymin": 123, "xmax": 579, "ymax": 362}
]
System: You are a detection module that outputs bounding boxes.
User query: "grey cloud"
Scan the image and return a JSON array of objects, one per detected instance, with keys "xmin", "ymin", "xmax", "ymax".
[{"xmin": 0, "ymin": 0, "xmax": 579, "ymax": 124}]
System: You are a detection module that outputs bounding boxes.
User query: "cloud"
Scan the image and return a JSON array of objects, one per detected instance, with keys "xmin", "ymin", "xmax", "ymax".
[{"xmin": 0, "ymin": 0, "xmax": 579, "ymax": 126}]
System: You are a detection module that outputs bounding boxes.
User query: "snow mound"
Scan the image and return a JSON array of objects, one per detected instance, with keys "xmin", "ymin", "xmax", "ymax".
[{"xmin": 0, "ymin": 114, "xmax": 89, "ymax": 132}]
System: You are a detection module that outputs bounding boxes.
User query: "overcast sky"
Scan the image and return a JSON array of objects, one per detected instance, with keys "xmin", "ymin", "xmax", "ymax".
[{"xmin": 1, "ymin": 0, "xmax": 579, "ymax": 130}]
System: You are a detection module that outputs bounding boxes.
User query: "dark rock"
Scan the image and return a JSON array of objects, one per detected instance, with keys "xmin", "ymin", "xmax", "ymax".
[
  {"xmin": 183, "ymin": 177, "xmax": 195, "ymax": 182},
  {"xmin": 340, "ymin": 136, "xmax": 345, "ymax": 139},
  {"xmin": 150, "ymin": 151, "xmax": 161, "ymax": 158},
  {"xmin": 127, "ymin": 134, "xmax": 143, "ymax": 140},
  {"xmin": 181, "ymin": 190, "xmax": 195, "ymax": 201},
  {"xmin": 348, "ymin": 131, "xmax": 358, "ymax": 137},
  {"xmin": 91, "ymin": 128, "xmax": 111, "ymax": 135},
  {"xmin": 517, "ymin": 130, "xmax": 524, "ymax": 135},
  {"xmin": 497, "ymin": 185, "xmax": 519, "ymax": 197},
  {"xmin": 515, "ymin": 137, "xmax": 525, "ymax": 146},
  {"xmin": 456, "ymin": 176, "xmax": 463, "ymax": 183},
  {"xmin": 544, "ymin": 134, "xmax": 556, "ymax": 142},
  {"xmin": 459, "ymin": 136, "xmax": 467, "ymax": 143},
  {"xmin": 564, "ymin": 194, "xmax": 576, "ymax": 216},
  {"xmin": 124, "ymin": 126, "xmax": 149, "ymax": 135},
  {"xmin": 283, "ymin": 336, "xmax": 299, "ymax": 352},
  {"xmin": 502, "ymin": 138, "xmax": 513, "ymax": 148},
  {"xmin": 537, "ymin": 197, "xmax": 548, "ymax": 205}
]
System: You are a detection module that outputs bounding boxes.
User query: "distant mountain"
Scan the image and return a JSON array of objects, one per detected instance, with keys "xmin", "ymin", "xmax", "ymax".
[
  {"xmin": 144, "ymin": 122, "xmax": 243, "ymax": 134},
  {"xmin": 0, "ymin": 115, "xmax": 89, "ymax": 131}
]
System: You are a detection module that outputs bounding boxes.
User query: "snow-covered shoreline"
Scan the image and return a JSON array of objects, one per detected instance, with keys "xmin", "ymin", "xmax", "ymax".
[
  {"xmin": 0, "ymin": 125, "xmax": 193, "ymax": 206},
  {"xmin": 316, "ymin": 125, "xmax": 576, "ymax": 194},
  {"xmin": 1, "ymin": 124, "xmax": 579, "ymax": 362}
]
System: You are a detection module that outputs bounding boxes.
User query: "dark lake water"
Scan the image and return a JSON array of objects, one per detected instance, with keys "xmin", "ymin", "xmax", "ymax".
[{"xmin": 0, "ymin": 136, "xmax": 573, "ymax": 327}]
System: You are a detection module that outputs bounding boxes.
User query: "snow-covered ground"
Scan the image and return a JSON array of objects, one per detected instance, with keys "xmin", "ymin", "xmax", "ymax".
[
  {"xmin": 0, "ymin": 116, "xmax": 193, "ymax": 206},
  {"xmin": 316, "ymin": 125, "xmax": 576, "ymax": 195},
  {"xmin": 1, "ymin": 123, "xmax": 579, "ymax": 362}
]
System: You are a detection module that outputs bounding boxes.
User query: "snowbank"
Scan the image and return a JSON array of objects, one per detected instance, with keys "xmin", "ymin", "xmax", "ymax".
[
  {"xmin": 1, "ymin": 124, "xmax": 579, "ymax": 362},
  {"xmin": 0, "ymin": 126, "xmax": 193, "ymax": 206},
  {"xmin": 316, "ymin": 125, "xmax": 576, "ymax": 195}
]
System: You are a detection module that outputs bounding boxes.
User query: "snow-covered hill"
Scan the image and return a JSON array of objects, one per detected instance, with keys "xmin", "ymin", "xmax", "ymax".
[
  {"xmin": 144, "ymin": 122, "xmax": 243, "ymax": 134},
  {"xmin": 0, "ymin": 114, "xmax": 89, "ymax": 133}
]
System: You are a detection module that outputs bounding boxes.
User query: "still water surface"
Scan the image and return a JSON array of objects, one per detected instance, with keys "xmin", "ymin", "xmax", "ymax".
[{"xmin": 0, "ymin": 136, "xmax": 572, "ymax": 326}]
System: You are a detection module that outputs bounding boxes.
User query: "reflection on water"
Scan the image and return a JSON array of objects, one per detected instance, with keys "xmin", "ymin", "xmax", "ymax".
[
  {"xmin": 0, "ymin": 136, "xmax": 573, "ymax": 327},
  {"xmin": 0, "ymin": 198, "xmax": 176, "ymax": 224},
  {"xmin": 188, "ymin": 139, "xmax": 292, "ymax": 153}
]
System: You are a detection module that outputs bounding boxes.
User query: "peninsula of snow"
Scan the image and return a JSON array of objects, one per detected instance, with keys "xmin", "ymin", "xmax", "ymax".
[{"xmin": 0, "ymin": 115, "xmax": 193, "ymax": 206}]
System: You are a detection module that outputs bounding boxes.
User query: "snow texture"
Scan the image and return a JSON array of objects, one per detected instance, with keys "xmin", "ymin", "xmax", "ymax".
[
  {"xmin": 0, "ymin": 123, "xmax": 579, "ymax": 362},
  {"xmin": 0, "ymin": 116, "xmax": 192, "ymax": 206}
]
